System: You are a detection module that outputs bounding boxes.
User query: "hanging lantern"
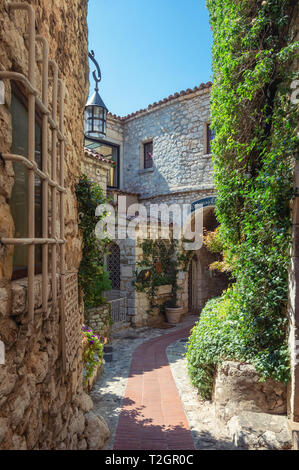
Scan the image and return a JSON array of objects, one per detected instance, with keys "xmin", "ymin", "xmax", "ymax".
[{"xmin": 84, "ymin": 51, "xmax": 108, "ymax": 138}]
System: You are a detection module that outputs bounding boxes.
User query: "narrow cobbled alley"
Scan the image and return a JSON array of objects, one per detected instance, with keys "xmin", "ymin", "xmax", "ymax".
[
  {"xmin": 114, "ymin": 324, "xmax": 195, "ymax": 450},
  {"xmin": 91, "ymin": 317, "xmax": 235, "ymax": 450}
]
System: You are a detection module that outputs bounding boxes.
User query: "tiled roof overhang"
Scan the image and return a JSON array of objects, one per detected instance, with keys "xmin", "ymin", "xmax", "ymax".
[
  {"xmin": 108, "ymin": 81, "xmax": 212, "ymax": 122},
  {"xmin": 84, "ymin": 147, "xmax": 116, "ymax": 166}
]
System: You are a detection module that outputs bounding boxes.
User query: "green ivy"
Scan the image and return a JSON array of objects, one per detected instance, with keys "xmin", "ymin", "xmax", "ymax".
[
  {"xmin": 76, "ymin": 175, "xmax": 111, "ymax": 309},
  {"xmin": 187, "ymin": 0, "xmax": 299, "ymax": 398}
]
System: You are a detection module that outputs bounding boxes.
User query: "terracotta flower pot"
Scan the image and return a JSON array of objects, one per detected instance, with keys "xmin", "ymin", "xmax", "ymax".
[{"xmin": 165, "ymin": 306, "xmax": 184, "ymax": 324}]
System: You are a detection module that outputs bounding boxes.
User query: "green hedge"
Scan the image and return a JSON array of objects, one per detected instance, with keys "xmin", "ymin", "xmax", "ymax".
[{"xmin": 186, "ymin": 287, "xmax": 290, "ymax": 399}]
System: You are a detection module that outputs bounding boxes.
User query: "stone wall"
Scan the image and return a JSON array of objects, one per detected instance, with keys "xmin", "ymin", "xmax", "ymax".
[
  {"xmin": 213, "ymin": 361, "xmax": 287, "ymax": 423},
  {"xmin": 0, "ymin": 0, "xmax": 109, "ymax": 450},
  {"xmin": 81, "ymin": 150, "xmax": 112, "ymax": 197},
  {"xmin": 213, "ymin": 361, "xmax": 291, "ymax": 450},
  {"xmin": 134, "ymin": 285, "xmax": 173, "ymax": 328},
  {"xmin": 85, "ymin": 303, "xmax": 112, "ymax": 339},
  {"xmin": 122, "ymin": 88, "xmax": 213, "ymax": 198}
]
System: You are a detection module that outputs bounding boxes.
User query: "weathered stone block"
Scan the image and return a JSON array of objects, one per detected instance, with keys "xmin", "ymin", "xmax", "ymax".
[
  {"xmin": 214, "ymin": 361, "xmax": 287, "ymax": 422},
  {"xmin": 84, "ymin": 411, "xmax": 110, "ymax": 450},
  {"xmin": 0, "ymin": 418, "xmax": 8, "ymax": 445},
  {"xmin": 228, "ymin": 411, "xmax": 292, "ymax": 450}
]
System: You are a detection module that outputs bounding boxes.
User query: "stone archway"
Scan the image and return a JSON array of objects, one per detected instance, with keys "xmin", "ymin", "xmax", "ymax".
[{"xmin": 186, "ymin": 201, "xmax": 229, "ymax": 316}]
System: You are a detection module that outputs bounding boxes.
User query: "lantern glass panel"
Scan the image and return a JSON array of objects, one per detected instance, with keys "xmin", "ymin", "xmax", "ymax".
[
  {"xmin": 94, "ymin": 106, "xmax": 104, "ymax": 119},
  {"xmin": 84, "ymin": 107, "xmax": 93, "ymax": 134}
]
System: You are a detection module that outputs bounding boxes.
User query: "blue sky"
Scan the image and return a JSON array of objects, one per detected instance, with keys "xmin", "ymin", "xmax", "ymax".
[{"xmin": 87, "ymin": 0, "xmax": 213, "ymax": 117}]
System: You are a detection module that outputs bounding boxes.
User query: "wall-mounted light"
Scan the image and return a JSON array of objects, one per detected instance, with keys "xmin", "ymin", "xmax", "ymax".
[{"xmin": 84, "ymin": 51, "xmax": 108, "ymax": 138}]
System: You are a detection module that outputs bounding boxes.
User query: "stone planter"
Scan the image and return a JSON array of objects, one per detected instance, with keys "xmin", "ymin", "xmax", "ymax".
[
  {"xmin": 156, "ymin": 284, "xmax": 172, "ymax": 295},
  {"xmin": 165, "ymin": 306, "xmax": 184, "ymax": 324}
]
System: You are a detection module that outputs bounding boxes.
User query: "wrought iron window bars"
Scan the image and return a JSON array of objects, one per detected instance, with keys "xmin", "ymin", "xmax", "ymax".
[{"xmin": 0, "ymin": 3, "xmax": 67, "ymax": 366}]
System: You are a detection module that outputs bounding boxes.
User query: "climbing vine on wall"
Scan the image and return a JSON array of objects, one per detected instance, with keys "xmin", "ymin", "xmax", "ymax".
[
  {"xmin": 76, "ymin": 175, "xmax": 111, "ymax": 309},
  {"xmin": 134, "ymin": 238, "xmax": 194, "ymax": 312},
  {"xmin": 134, "ymin": 239, "xmax": 178, "ymax": 310},
  {"xmin": 187, "ymin": 0, "xmax": 299, "ymax": 398}
]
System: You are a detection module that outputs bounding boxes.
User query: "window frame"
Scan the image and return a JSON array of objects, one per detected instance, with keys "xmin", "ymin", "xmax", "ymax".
[
  {"xmin": 143, "ymin": 140, "xmax": 153, "ymax": 169},
  {"xmin": 85, "ymin": 137, "xmax": 120, "ymax": 189},
  {"xmin": 139, "ymin": 138, "xmax": 154, "ymax": 171},
  {"xmin": 205, "ymin": 122, "xmax": 216, "ymax": 155},
  {"xmin": 10, "ymin": 82, "xmax": 43, "ymax": 280}
]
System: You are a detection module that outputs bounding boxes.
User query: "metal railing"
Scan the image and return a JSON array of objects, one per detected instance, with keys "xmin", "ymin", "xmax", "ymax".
[{"xmin": 105, "ymin": 291, "xmax": 127, "ymax": 323}]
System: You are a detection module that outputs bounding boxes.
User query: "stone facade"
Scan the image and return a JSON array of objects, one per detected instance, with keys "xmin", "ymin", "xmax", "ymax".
[
  {"xmin": 0, "ymin": 0, "xmax": 109, "ymax": 450},
  {"xmin": 122, "ymin": 88, "xmax": 213, "ymax": 198},
  {"xmin": 85, "ymin": 303, "xmax": 112, "ymax": 339},
  {"xmin": 94, "ymin": 86, "xmax": 229, "ymax": 328},
  {"xmin": 82, "ymin": 148, "xmax": 113, "ymax": 197}
]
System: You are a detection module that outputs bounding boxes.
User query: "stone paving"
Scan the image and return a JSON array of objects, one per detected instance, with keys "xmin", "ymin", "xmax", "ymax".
[{"xmin": 91, "ymin": 315, "xmax": 235, "ymax": 450}]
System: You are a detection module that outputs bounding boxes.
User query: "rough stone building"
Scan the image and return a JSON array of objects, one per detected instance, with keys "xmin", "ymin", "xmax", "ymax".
[
  {"xmin": 85, "ymin": 82, "xmax": 229, "ymax": 328},
  {"xmin": 0, "ymin": 0, "xmax": 109, "ymax": 450}
]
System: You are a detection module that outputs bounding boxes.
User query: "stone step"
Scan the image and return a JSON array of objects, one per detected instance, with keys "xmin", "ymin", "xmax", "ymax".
[{"xmin": 227, "ymin": 411, "xmax": 292, "ymax": 450}]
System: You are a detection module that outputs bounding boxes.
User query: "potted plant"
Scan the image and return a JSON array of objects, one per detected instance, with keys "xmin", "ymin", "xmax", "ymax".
[{"xmin": 165, "ymin": 269, "xmax": 183, "ymax": 324}]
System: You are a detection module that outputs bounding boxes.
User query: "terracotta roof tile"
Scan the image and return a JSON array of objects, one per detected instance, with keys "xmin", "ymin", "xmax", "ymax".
[
  {"xmin": 84, "ymin": 147, "xmax": 116, "ymax": 166},
  {"xmin": 107, "ymin": 81, "xmax": 212, "ymax": 121}
]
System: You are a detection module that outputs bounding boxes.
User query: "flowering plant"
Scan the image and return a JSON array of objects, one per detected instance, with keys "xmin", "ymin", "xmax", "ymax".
[{"xmin": 82, "ymin": 325, "xmax": 107, "ymax": 385}]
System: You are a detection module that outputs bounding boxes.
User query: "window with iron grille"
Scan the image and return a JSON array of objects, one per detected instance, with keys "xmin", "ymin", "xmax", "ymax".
[
  {"xmin": 107, "ymin": 243, "xmax": 120, "ymax": 289},
  {"xmin": 143, "ymin": 141, "xmax": 153, "ymax": 169},
  {"xmin": 10, "ymin": 86, "xmax": 43, "ymax": 280},
  {"xmin": 0, "ymin": 3, "xmax": 81, "ymax": 371}
]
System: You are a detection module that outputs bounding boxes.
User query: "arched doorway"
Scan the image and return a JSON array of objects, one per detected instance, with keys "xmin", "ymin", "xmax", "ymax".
[{"xmin": 187, "ymin": 203, "xmax": 229, "ymax": 315}]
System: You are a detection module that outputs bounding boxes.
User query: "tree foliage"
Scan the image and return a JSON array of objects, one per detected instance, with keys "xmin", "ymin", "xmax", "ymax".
[{"xmin": 76, "ymin": 175, "xmax": 111, "ymax": 309}]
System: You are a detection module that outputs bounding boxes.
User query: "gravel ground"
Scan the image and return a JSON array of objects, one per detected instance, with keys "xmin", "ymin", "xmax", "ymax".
[{"xmin": 167, "ymin": 339, "xmax": 235, "ymax": 450}]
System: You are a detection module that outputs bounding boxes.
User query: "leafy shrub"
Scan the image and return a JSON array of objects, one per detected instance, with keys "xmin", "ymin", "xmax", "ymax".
[
  {"xmin": 186, "ymin": 286, "xmax": 290, "ymax": 399},
  {"xmin": 203, "ymin": 227, "xmax": 232, "ymax": 273},
  {"xmin": 134, "ymin": 239, "xmax": 179, "ymax": 310}
]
